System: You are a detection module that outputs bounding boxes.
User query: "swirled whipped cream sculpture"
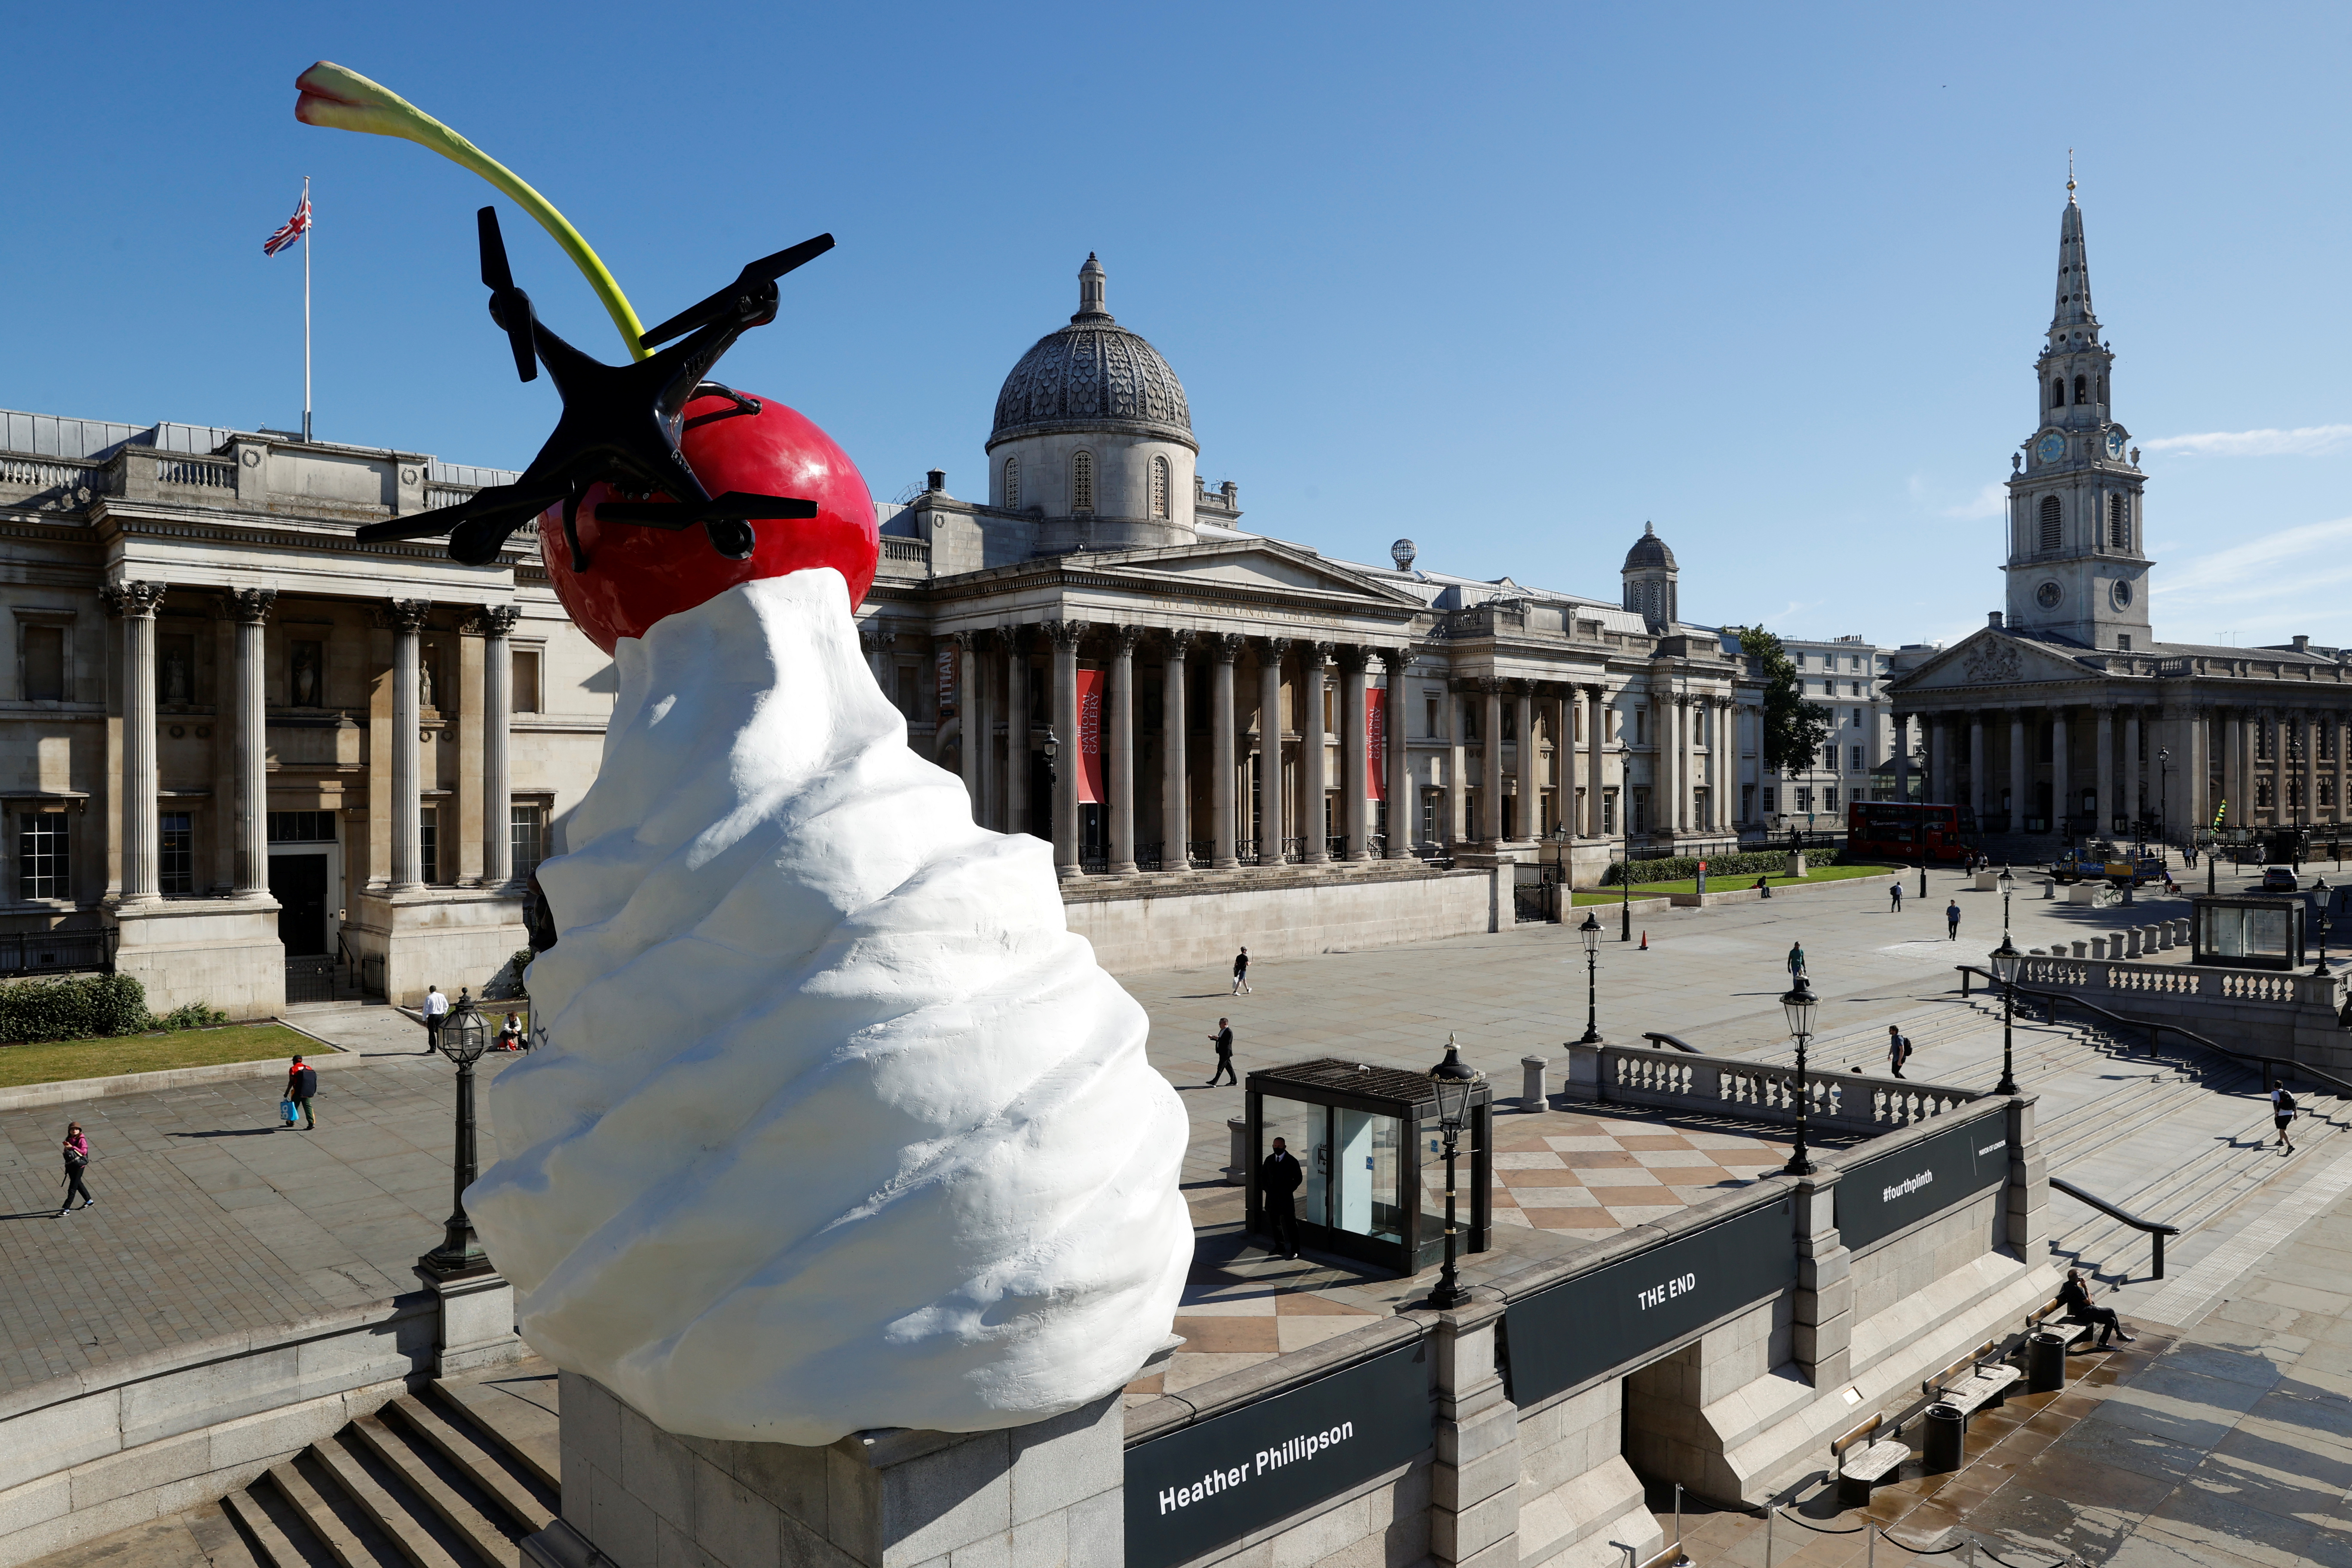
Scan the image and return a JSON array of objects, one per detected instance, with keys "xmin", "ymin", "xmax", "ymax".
[{"xmin": 468, "ymin": 569, "xmax": 1191, "ymax": 1443}]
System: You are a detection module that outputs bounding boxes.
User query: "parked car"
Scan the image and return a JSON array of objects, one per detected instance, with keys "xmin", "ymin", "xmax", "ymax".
[{"xmin": 2262, "ymin": 866, "xmax": 2300, "ymax": 893}]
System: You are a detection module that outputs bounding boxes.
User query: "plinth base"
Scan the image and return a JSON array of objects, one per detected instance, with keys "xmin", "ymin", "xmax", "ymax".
[
  {"xmin": 413, "ymin": 1263, "xmax": 522, "ymax": 1377},
  {"xmin": 527, "ymin": 1372, "xmax": 1124, "ymax": 1568}
]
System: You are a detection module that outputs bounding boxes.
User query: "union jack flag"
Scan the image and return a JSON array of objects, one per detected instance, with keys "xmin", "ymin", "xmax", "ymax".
[{"xmin": 262, "ymin": 193, "xmax": 311, "ymax": 257}]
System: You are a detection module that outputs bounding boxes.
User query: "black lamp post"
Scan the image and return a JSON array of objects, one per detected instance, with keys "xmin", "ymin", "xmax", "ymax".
[
  {"xmin": 1779, "ymin": 977, "xmax": 1818, "ymax": 1176},
  {"xmin": 2314, "ymin": 876, "xmax": 2332, "ymax": 977},
  {"xmin": 1619, "ymin": 848, "xmax": 1632, "ymax": 943},
  {"xmin": 418, "ymin": 988, "xmax": 492, "ymax": 1279},
  {"xmin": 2158, "ymin": 747, "xmax": 2171, "ymax": 857},
  {"xmin": 1043, "ymin": 728, "xmax": 1060, "ymax": 787},
  {"xmin": 1427, "ymin": 1034, "xmax": 1483, "ymax": 1309},
  {"xmin": 1991, "ymin": 934, "xmax": 2022, "ymax": 1096},
  {"xmin": 2208, "ymin": 829, "xmax": 2219, "ymax": 896},
  {"xmin": 1577, "ymin": 911, "xmax": 1603, "ymax": 1044},
  {"xmin": 1997, "ymin": 866, "xmax": 2015, "ymax": 935}
]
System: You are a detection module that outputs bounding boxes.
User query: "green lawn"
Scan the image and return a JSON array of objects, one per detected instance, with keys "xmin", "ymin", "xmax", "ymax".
[
  {"xmin": 1589, "ymin": 864, "xmax": 1896, "ymax": 898},
  {"xmin": 0, "ymin": 1023, "xmax": 326, "ymax": 1089}
]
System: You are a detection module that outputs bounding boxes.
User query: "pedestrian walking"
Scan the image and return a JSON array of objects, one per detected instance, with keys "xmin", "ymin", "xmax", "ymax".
[
  {"xmin": 2273, "ymin": 1084, "xmax": 2297, "ymax": 1153},
  {"xmin": 421, "ymin": 984, "xmax": 449, "ymax": 1054},
  {"xmin": 1206, "ymin": 1018, "xmax": 1237, "ymax": 1086},
  {"xmin": 1886, "ymin": 1025, "xmax": 1913, "ymax": 1079},
  {"xmin": 286, "ymin": 1055, "xmax": 319, "ymax": 1130},
  {"xmin": 1946, "ymin": 900, "xmax": 1962, "ymax": 940},
  {"xmin": 2055, "ymin": 1268, "xmax": 2135, "ymax": 1346},
  {"xmin": 56, "ymin": 1122, "xmax": 92, "ymax": 1215},
  {"xmin": 1786, "ymin": 941, "xmax": 1807, "ymax": 979},
  {"xmin": 1260, "ymin": 1136, "xmax": 1303, "ymax": 1259},
  {"xmin": 1231, "ymin": 946, "xmax": 1252, "ymax": 995},
  {"xmin": 1889, "ymin": 881, "xmax": 1904, "ymax": 912}
]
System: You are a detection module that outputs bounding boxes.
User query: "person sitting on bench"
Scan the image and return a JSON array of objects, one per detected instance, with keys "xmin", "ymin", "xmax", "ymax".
[{"xmin": 2055, "ymin": 1267, "xmax": 2135, "ymax": 1347}]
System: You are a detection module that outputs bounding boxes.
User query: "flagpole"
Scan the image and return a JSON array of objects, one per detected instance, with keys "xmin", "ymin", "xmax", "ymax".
[{"xmin": 302, "ymin": 176, "xmax": 312, "ymax": 442}]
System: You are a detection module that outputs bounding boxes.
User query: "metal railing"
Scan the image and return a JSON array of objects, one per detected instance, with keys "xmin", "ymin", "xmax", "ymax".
[
  {"xmin": 1325, "ymin": 834, "xmax": 1348, "ymax": 858},
  {"xmin": 1282, "ymin": 836, "xmax": 1307, "ymax": 861},
  {"xmin": 2049, "ymin": 1176, "xmax": 2181, "ymax": 1277},
  {"xmin": 0, "ymin": 927, "xmax": 114, "ymax": 976},
  {"xmin": 1641, "ymin": 1031, "xmax": 1706, "ymax": 1054}
]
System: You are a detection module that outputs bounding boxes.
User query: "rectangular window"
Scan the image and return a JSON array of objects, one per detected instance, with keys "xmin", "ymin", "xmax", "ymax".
[
  {"xmin": 1603, "ymin": 790, "xmax": 1618, "ymax": 834},
  {"xmin": 22, "ymin": 625, "xmax": 64, "ymax": 701},
  {"xmin": 511, "ymin": 803, "xmax": 546, "ymax": 879},
  {"xmin": 1822, "ymin": 744, "xmax": 1838, "ymax": 771},
  {"xmin": 1421, "ymin": 791, "xmax": 1436, "ymax": 845},
  {"xmin": 266, "ymin": 811, "xmax": 336, "ymax": 842},
  {"xmin": 1501, "ymin": 705, "xmax": 1516, "ymax": 741},
  {"xmin": 1825, "ymin": 786, "xmax": 1839, "ymax": 811},
  {"xmin": 160, "ymin": 812, "xmax": 193, "ymax": 895},
  {"xmin": 1851, "ymin": 745, "xmax": 1865, "ymax": 771},
  {"xmin": 1742, "ymin": 784, "xmax": 1756, "ymax": 820},
  {"xmin": 1635, "ymin": 708, "xmax": 1648, "ymax": 745},
  {"xmin": 1322, "ymin": 687, "xmax": 1335, "ymax": 735},
  {"xmin": 1425, "ymin": 696, "xmax": 1440, "ymax": 738},
  {"xmin": 1630, "ymin": 788, "xmax": 1649, "ymax": 835},
  {"xmin": 1763, "ymin": 788, "xmax": 1777, "ymax": 814},
  {"xmin": 2116, "ymin": 635, "xmax": 2131, "ymax": 651},
  {"xmin": 512, "ymin": 649, "xmax": 542, "ymax": 713},
  {"xmin": 18, "ymin": 811, "xmax": 67, "ymax": 900},
  {"xmin": 1795, "ymin": 788, "xmax": 1811, "ymax": 813},
  {"xmin": 290, "ymin": 639, "xmax": 324, "ymax": 707},
  {"xmin": 419, "ymin": 807, "xmax": 440, "ymax": 886}
]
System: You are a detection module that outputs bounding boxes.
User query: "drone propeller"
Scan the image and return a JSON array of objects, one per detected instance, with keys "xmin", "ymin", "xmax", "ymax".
[
  {"xmin": 636, "ymin": 234, "xmax": 836, "ymax": 350},
  {"xmin": 478, "ymin": 207, "xmax": 539, "ymax": 383}
]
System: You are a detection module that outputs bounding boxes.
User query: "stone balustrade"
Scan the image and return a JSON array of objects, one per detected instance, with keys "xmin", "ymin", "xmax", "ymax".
[{"xmin": 1560, "ymin": 1040, "xmax": 1977, "ymax": 1134}]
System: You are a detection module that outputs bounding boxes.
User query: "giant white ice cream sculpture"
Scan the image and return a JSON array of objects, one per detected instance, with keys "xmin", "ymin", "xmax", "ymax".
[{"xmin": 291, "ymin": 61, "xmax": 1192, "ymax": 1445}]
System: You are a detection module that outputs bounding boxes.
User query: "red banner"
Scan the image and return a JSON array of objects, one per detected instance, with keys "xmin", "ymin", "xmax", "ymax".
[
  {"xmin": 1076, "ymin": 668, "xmax": 1106, "ymax": 804},
  {"xmin": 1366, "ymin": 688, "xmax": 1387, "ymax": 802}
]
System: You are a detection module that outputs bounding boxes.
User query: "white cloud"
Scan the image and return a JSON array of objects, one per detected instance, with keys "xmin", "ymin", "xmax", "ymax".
[
  {"xmin": 2151, "ymin": 514, "xmax": 2352, "ymax": 637},
  {"xmin": 1940, "ymin": 483, "xmax": 2006, "ymax": 520},
  {"xmin": 2140, "ymin": 425, "xmax": 2352, "ymax": 459}
]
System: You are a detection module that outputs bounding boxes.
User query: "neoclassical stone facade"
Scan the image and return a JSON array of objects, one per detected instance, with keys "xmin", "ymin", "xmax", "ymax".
[{"xmin": 1888, "ymin": 184, "xmax": 2352, "ymax": 844}]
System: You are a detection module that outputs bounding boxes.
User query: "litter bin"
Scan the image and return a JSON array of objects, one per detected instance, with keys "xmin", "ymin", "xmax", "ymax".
[
  {"xmin": 1921, "ymin": 1402, "xmax": 1966, "ymax": 1474},
  {"xmin": 2027, "ymin": 1329, "xmax": 2067, "ymax": 1394}
]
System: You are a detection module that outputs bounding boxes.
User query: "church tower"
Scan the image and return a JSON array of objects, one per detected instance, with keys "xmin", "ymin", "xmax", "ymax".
[{"xmin": 2003, "ymin": 170, "xmax": 2152, "ymax": 650}]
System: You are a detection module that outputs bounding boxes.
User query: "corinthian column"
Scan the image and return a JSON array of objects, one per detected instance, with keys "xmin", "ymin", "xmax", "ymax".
[
  {"xmin": 1002, "ymin": 626, "xmax": 1030, "ymax": 837},
  {"xmin": 1163, "ymin": 630, "xmax": 1194, "ymax": 871},
  {"xmin": 1046, "ymin": 620, "xmax": 1084, "ymax": 877},
  {"xmin": 482, "ymin": 605, "xmax": 520, "ymax": 885},
  {"xmin": 1258, "ymin": 638, "xmax": 1287, "ymax": 864},
  {"xmin": 1585, "ymin": 686, "xmax": 1606, "ymax": 836},
  {"xmin": 386, "ymin": 599, "xmax": 432, "ymax": 891},
  {"xmin": 1302, "ymin": 643, "xmax": 1330, "ymax": 864},
  {"xmin": 103, "ymin": 582, "xmax": 168, "ymax": 902},
  {"xmin": 953, "ymin": 631, "xmax": 981, "ymax": 809},
  {"xmin": 1481, "ymin": 680, "xmax": 1504, "ymax": 845},
  {"xmin": 2096, "ymin": 706, "xmax": 2116, "ymax": 837},
  {"xmin": 223, "ymin": 587, "xmax": 276, "ymax": 897},
  {"xmin": 1384, "ymin": 649, "xmax": 1412, "ymax": 857},
  {"xmin": 1341, "ymin": 647, "xmax": 1370, "ymax": 860},
  {"xmin": 1212, "ymin": 634, "xmax": 1243, "ymax": 870},
  {"xmin": 1513, "ymin": 682, "xmax": 1535, "ymax": 844},
  {"xmin": 1109, "ymin": 627, "xmax": 1141, "ymax": 874}
]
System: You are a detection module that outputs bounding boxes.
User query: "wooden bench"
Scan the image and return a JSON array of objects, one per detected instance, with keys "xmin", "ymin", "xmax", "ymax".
[
  {"xmin": 2027, "ymin": 1300, "xmax": 2097, "ymax": 1353},
  {"xmin": 1937, "ymin": 1364, "xmax": 2021, "ymax": 1421},
  {"xmin": 1830, "ymin": 1414, "xmax": 1909, "ymax": 1505}
]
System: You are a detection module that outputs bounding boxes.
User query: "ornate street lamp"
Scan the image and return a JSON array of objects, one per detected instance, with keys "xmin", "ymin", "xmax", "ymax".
[
  {"xmin": 1990, "ymin": 934, "xmax": 2022, "ymax": 1096},
  {"xmin": 1619, "ymin": 848, "xmax": 1632, "ymax": 943},
  {"xmin": 1997, "ymin": 866, "xmax": 2015, "ymax": 934},
  {"xmin": 1779, "ymin": 976, "xmax": 1818, "ymax": 1177},
  {"xmin": 418, "ymin": 989, "xmax": 492, "ymax": 1280},
  {"xmin": 2314, "ymin": 877, "xmax": 2333, "ymax": 978},
  {"xmin": 1577, "ymin": 911, "xmax": 1603, "ymax": 1044},
  {"xmin": 1042, "ymin": 728, "xmax": 1060, "ymax": 787},
  {"xmin": 1426, "ymin": 1034, "xmax": 1483, "ymax": 1309}
]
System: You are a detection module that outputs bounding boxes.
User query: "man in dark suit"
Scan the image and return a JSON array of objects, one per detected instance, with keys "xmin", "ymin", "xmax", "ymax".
[
  {"xmin": 1261, "ymin": 1136, "xmax": 1304, "ymax": 1259},
  {"xmin": 286, "ymin": 1055, "xmax": 319, "ymax": 1131},
  {"xmin": 1206, "ymin": 1019, "xmax": 1236, "ymax": 1086}
]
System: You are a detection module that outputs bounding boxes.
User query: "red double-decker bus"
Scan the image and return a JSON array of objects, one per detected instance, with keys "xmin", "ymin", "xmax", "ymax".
[{"xmin": 1847, "ymin": 801, "xmax": 1974, "ymax": 864}]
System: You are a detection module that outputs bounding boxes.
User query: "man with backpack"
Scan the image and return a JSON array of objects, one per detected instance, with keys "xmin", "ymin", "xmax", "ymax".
[
  {"xmin": 2274, "ymin": 1083, "xmax": 2297, "ymax": 1153},
  {"xmin": 1887, "ymin": 1025, "xmax": 1913, "ymax": 1079}
]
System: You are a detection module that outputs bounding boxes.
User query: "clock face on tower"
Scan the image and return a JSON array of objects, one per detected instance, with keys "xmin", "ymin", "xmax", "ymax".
[
  {"xmin": 2036, "ymin": 581, "xmax": 2063, "ymax": 609},
  {"xmin": 2037, "ymin": 432, "xmax": 2067, "ymax": 464},
  {"xmin": 2105, "ymin": 431, "xmax": 2126, "ymax": 459}
]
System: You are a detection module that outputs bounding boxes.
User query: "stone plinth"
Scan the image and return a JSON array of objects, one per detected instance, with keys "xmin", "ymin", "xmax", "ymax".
[
  {"xmin": 413, "ymin": 1265, "xmax": 521, "ymax": 1377},
  {"xmin": 343, "ymin": 885, "xmax": 528, "ymax": 1007},
  {"xmin": 528, "ymin": 1372, "xmax": 1124, "ymax": 1568},
  {"xmin": 105, "ymin": 896, "xmax": 283, "ymax": 1019}
]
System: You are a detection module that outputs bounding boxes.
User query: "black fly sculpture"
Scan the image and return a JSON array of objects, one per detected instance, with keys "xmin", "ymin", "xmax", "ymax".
[{"xmin": 356, "ymin": 208, "xmax": 833, "ymax": 571}]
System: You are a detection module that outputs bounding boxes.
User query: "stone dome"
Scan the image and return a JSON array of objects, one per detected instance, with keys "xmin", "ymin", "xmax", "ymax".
[
  {"xmin": 1623, "ymin": 522, "xmax": 1677, "ymax": 572},
  {"xmin": 989, "ymin": 255, "xmax": 1195, "ymax": 451}
]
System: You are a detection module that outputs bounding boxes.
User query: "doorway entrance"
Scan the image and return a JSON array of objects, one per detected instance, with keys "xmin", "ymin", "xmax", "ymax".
[{"xmin": 270, "ymin": 852, "xmax": 329, "ymax": 956}]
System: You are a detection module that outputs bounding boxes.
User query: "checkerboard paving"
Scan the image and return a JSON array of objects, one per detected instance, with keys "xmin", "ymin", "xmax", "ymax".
[
  {"xmin": 1478, "ymin": 1111, "xmax": 1798, "ymax": 1241},
  {"xmin": 1124, "ymin": 1250, "xmax": 1381, "ymax": 1403}
]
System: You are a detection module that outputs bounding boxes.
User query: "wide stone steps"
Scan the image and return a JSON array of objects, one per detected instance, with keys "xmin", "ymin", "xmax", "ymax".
[{"xmin": 209, "ymin": 1360, "xmax": 560, "ymax": 1568}]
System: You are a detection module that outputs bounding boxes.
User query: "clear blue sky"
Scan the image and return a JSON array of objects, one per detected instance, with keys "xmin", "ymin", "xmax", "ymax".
[{"xmin": 6, "ymin": 3, "xmax": 2348, "ymax": 652}]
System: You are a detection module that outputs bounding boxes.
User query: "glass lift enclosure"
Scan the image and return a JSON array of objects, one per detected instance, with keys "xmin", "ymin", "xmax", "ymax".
[
  {"xmin": 1246, "ymin": 1057, "xmax": 1493, "ymax": 1276},
  {"xmin": 2193, "ymin": 895, "xmax": 2306, "ymax": 971}
]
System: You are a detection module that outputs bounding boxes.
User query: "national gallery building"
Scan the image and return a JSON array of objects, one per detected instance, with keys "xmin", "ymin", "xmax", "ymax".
[{"xmin": 0, "ymin": 255, "xmax": 1757, "ymax": 1013}]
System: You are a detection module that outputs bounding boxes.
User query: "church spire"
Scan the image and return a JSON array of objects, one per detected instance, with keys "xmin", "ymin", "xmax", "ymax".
[{"xmin": 2049, "ymin": 158, "xmax": 2098, "ymax": 348}]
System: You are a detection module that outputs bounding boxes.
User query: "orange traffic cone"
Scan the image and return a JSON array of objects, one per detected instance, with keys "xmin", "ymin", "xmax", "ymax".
[{"xmin": 1638, "ymin": 930, "xmax": 1649, "ymax": 950}]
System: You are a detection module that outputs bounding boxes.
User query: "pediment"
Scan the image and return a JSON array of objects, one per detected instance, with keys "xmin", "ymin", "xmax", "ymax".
[
  {"xmin": 1076, "ymin": 539, "xmax": 1422, "ymax": 605},
  {"xmin": 1889, "ymin": 629, "xmax": 2094, "ymax": 694}
]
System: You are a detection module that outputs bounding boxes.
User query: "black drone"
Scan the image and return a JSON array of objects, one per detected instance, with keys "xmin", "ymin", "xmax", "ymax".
[{"xmin": 356, "ymin": 207, "xmax": 833, "ymax": 570}]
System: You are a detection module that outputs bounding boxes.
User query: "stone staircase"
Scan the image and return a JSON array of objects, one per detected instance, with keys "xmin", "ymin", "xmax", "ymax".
[{"xmin": 135, "ymin": 1359, "xmax": 560, "ymax": 1568}]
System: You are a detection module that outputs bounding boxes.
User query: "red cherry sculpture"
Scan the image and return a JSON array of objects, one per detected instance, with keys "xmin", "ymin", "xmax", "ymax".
[{"xmin": 541, "ymin": 393, "xmax": 877, "ymax": 654}]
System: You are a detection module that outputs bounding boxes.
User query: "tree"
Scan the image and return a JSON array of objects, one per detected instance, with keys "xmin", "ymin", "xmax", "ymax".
[{"xmin": 1738, "ymin": 626, "xmax": 1833, "ymax": 779}]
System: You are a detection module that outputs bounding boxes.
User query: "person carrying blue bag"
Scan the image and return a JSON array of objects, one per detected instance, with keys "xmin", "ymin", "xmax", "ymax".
[{"xmin": 284, "ymin": 1055, "xmax": 318, "ymax": 1131}]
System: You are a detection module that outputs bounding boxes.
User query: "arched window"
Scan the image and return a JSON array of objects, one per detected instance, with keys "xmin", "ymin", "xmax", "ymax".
[
  {"xmin": 1071, "ymin": 450, "xmax": 1094, "ymax": 513},
  {"xmin": 2037, "ymin": 495, "xmax": 2061, "ymax": 552},
  {"xmin": 2051, "ymin": 378, "xmax": 2065, "ymax": 408},
  {"xmin": 2097, "ymin": 375, "xmax": 2107, "ymax": 404},
  {"xmin": 1150, "ymin": 455, "xmax": 1170, "ymax": 519},
  {"xmin": 1003, "ymin": 456, "xmax": 1020, "ymax": 510},
  {"xmin": 2073, "ymin": 374, "xmax": 2088, "ymax": 404},
  {"xmin": 2108, "ymin": 492, "xmax": 2128, "ymax": 549}
]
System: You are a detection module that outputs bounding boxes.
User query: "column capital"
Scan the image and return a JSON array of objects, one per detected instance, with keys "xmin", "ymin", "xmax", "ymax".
[
  {"xmin": 1305, "ymin": 639, "xmax": 1333, "ymax": 667},
  {"xmin": 1260, "ymin": 634, "xmax": 1291, "ymax": 659},
  {"xmin": 1163, "ymin": 626, "xmax": 1195, "ymax": 657},
  {"xmin": 217, "ymin": 587, "xmax": 276, "ymax": 625},
  {"xmin": 859, "ymin": 621, "xmax": 899, "ymax": 654},
  {"xmin": 1582, "ymin": 682, "xmax": 1607, "ymax": 699},
  {"xmin": 990, "ymin": 624, "xmax": 1024, "ymax": 654},
  {"xmin": 1214, "ymin": 631, "xmax": 1246, "ymax": 663},
  {"xmin": 1380, "ymin": 646, "xmax": 1412, "ymax": 674},
  {"xmin": 1044, "ymin": 619, "xmax": 1088, "ymax": 652},
  {"xmin": 951, "ymin": 628, "xmax": 978, "ymax": 652},
  {"xmin": 1336, "ymin": 644, "xmax": 1370, "ymax": 674},
  {"xmin": 100, "ymin": 580, "xmax": 166, "ymax": 619},
  {"xmin": 2093, "ymin": 704, "xmax": 2116, "ymax": 720},
  {"xmin": 377, "ymin": 598, "xmax": 433, "ymax": 634},
  {"xmin": 1113, "ymin": 623, "xmax": 1145, "ymax": 656},
  {"xmin": 460, "ymin": 603, "xmax": 523, "ymax": 637}
]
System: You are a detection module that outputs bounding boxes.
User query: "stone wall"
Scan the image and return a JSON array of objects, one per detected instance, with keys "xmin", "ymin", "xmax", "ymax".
[
  {"xmin": 0, "ymin": 1297, "xmax": 435, "ymax": 1567},
  {"xmin": 1063, "ymin": 867, "xmax": 1505, "ymax": 974}
]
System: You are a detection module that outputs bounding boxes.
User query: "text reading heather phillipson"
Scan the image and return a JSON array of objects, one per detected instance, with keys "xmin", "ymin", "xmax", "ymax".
[{"xmin": 1157, "ymin": 1424, "xmax": 1357, "ymax": 1515}]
